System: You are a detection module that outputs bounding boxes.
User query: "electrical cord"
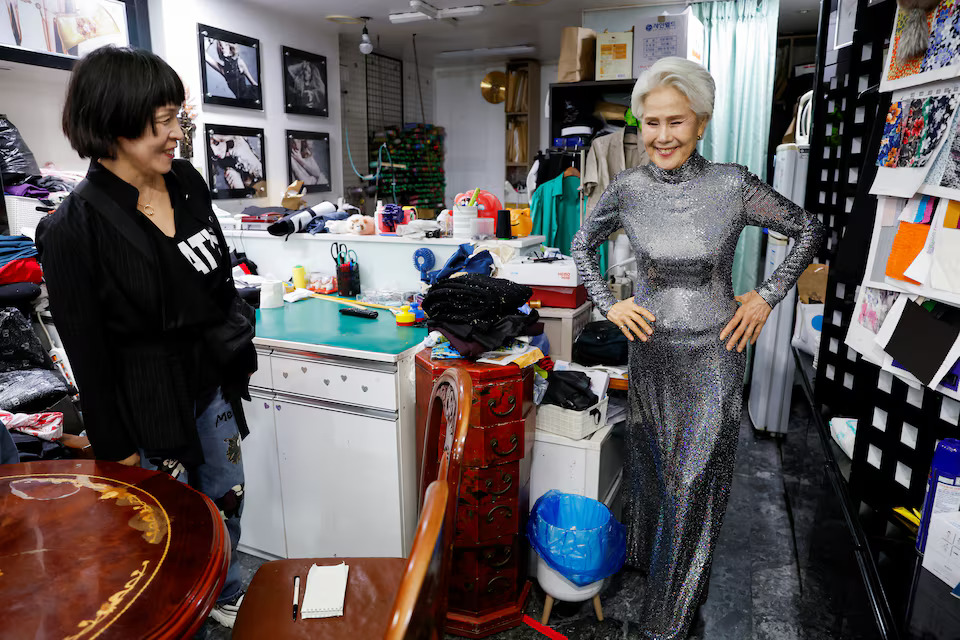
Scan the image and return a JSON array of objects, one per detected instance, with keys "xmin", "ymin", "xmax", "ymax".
[{"xmin": 344, "ymin": 124, "xmax": 398, "ymax": 203}]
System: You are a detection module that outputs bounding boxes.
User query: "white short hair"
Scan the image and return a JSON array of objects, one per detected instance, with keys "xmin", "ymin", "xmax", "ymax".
[{"xmin": 631, "ymin": 57, "xmax": 716, "ymax": 122}]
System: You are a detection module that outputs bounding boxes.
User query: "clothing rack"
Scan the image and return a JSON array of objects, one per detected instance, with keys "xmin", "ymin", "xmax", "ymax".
[{"xmin": 532, "ymin": 148, "xmax": 587, "ymax": 228}]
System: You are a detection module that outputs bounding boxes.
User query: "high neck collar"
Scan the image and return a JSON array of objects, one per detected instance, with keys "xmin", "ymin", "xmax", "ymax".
[{"xmin": 646, "ymin": 151, "xmax": 708, "ymax": 184}]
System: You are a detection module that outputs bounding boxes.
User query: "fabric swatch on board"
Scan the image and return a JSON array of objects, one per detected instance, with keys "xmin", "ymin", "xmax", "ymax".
[
  {"xmin": 871, "ymin": 225, "xmax": 899, "ymax": 284},
  {"xmin": 858, "ymin": 288, "xmax": 899, "ymax": 333},
  {"xmin": 878, "ymin": 101, "xmax": 905, "ymax": 167},
  {"xmin": 887, "ymin": 0, "xmax": 960, "ymax": 83},
  {"xmin": 898, "ymin": 99, "xmax": 926, "ymax": 167},
  {"xmin": 931, "ymin": 226, "xmax": 960, "ymax": 293},
  {"xmin": 925, "ymin": 0, "xmax": 960, "ymax": 73},
  {"xmin": 946, "ymin": 199, "xmax": 960, "ymax": 228},
  {"xmin": 885, "ymin": 221, "xmax": 931, "ymax": 284},
  {"xmin": 910, "ymin": 95, "xmax": 960, "ymax": 167},
  {"xmin": 885, "ymin": 301, "xmax": 960, "ymax": 386}
]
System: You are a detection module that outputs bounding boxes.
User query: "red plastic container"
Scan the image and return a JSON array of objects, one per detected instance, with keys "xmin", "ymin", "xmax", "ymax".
[{"xmin": 529, "ymin": 285, "xmax": 587, "ymax": 309}]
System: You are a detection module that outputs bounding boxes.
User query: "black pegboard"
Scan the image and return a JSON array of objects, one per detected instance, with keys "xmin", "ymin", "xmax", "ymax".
[{"xmin": 809, "ymin": 0, "xmax": 960, "ymax": 516}]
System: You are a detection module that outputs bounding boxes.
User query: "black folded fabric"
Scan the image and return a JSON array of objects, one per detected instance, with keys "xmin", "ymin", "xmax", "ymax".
[
  {"xmin": 542, "ymin": 370, "xmax": 598, "ymax": 411},
  {"xmin": 0, "ymin": 283, "xmax": 40, "ymax": 306},
  {"xmin": 424, "ymin": 275, "xmax": 540, "ymax": 356}
]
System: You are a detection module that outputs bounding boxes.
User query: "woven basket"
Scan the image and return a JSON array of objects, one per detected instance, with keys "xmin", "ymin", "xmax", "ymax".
[
  {"xmin": 5, "ymin": 196, "xmax": 52, "ymax": 234},
  {"xmin": 536, "ymin": 397, "xmax": 609, "ymax": 440}
]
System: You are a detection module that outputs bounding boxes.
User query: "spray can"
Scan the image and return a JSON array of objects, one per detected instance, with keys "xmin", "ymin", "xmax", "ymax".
[{"xmin": 917, "ymin": 438, "xmax": 960, "ymax": 554}]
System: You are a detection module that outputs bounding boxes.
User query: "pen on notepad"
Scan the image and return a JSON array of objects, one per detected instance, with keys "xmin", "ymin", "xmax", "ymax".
[{"xmin": 293, "ymin": 575, "xmax": 300, "ymax": 621}]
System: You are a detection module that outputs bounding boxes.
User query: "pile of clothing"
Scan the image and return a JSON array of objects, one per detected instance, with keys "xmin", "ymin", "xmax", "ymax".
[
  {"xmin": 422, "ymin": 274, "xmax": 542, "ymax": 358},
  {"xmin": 0, "ymin": 307, "xmax": 72, "ymax": 415},
  {"xmin": 0, "ymin": 235, "xmax": 43, "ymax": 312}
]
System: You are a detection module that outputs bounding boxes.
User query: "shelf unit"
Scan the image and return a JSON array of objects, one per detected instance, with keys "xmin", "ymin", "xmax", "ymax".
[
  {"xmin": 504, "ymin": 60, "xmax": 540, "ymax": 207},
  {"xmin": 548, "ymin": 78, "xmax": 635, "ymax": 142}
]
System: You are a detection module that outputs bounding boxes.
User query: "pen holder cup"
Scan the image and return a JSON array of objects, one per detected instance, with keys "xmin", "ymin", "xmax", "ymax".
[{"xmin": 337, "ymin": 265, "xmax": 361, "ymax": 297}]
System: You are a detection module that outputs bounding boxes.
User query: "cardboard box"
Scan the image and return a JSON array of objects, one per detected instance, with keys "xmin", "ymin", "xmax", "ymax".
[
  {"xmin": 596, "ymin": 31, "xmax": 634, "ymax": 81},
  {"xmin": 501, "ymin": 258, "xmax": 580, "ymax": 287},
  {"xmin": 922, "ymin": 512, "xmax": 960, "ymax": 587},
  {"xmin": 633, "ymin": 7, "xmax": 705, "ymax": 74}
]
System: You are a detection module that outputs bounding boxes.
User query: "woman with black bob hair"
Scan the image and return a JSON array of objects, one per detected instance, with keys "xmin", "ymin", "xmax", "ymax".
[{"xmin": 36, "ymin": 46, "xmax": 256, "ymax": 629}]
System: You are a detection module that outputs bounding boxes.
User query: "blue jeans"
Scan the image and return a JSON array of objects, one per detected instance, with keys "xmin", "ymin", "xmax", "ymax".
[{"xmin": 141, "ymin": 388, "xmax": 245, "ymax": 603}]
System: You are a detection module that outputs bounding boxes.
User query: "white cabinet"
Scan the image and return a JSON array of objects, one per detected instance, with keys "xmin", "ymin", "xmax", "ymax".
[
  {"xmin": 274, "ymin": 396, "xmax": 404, "ymax": 558},
  {"xmin": 239, "ymin": 391, "xmax": 287, "ymax": 559}
]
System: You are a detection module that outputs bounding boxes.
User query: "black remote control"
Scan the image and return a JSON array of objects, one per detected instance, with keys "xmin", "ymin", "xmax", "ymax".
[{"xmin": 339, "ymin": 307, "xmax": 378, "ymax": 319}]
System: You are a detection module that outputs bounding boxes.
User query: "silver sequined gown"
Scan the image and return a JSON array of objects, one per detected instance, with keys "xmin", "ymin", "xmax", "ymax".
[{"xmin": 571, "ymin": 152, "xmax": 823, "ymax": 639}]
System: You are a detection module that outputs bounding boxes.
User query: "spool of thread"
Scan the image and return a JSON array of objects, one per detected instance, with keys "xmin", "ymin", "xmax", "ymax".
[
  {"xmin": 917, "ymin": 438, "xmax": 960, "ymax": 553},
  {"xmin": 292, "ymin": 265, "xmax": 307, "ymax": 289},
  {"xmin": 495, "ymin": 209, "xmax": 512, "ymax": 239},
  {"xmin": 260, "ymin": 280, "xmax": 284, "ymax": 309}
]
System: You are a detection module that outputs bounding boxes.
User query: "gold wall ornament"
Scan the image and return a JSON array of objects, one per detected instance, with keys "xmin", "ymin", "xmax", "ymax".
[{"xmin": 481, "ymin": 71, "xmax": 507, "ymax": 105}]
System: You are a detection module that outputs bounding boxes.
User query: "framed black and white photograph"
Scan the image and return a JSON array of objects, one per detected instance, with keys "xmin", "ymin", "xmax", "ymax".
[
  {"xmin": 205, "ymin": 124, "xmax": 266, "ymax": 199},
  {"xmin": 198, "ymin": 23, "xmax": 262, "ymax": 109},
  {"xmin": 286, "ymin": 130, "xmax": 331, "ymax": 193},
  {"xmin": 0, "ymin": 0, "xmax": 149, "ymax": 70},
  {"xmin": 282, "ymin": 46, "xmax": 328, "ymax": 116}
]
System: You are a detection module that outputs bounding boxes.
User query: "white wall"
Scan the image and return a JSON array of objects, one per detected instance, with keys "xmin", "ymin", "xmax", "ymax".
[
  {"xmin": 149, "ymin": 0, "xmax": 343, "ymax": 213},
  {"xmin": 434, "ymin": 64, "xmax": 506, "ymax": 207},
  {"xmin": 435, "ymin": 62, "xmax": 555, "ymax": 207},
  {"xmin": 0, "ymin": 62, "xmax": 86, "ymax": 172}
]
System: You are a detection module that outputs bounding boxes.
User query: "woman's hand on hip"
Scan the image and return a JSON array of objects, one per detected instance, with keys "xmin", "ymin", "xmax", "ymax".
[
  {"xmin": 719, "ymin": 290, "xmax": 772, "ymax": 353},
  {"xmin": 607, "ymin": 297, "xmax": 656, "ymax": 342}
]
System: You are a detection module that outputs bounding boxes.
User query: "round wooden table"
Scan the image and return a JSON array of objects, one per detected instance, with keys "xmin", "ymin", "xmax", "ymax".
[{"xmin": 0, "ymin": 460, "xmax": 229, "ymax": 639}]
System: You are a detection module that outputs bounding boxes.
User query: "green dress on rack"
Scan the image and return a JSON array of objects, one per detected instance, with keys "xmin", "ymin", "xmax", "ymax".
[{"xmin": 532, "ymin": 174, "xmax": 607, "ymax": 273}]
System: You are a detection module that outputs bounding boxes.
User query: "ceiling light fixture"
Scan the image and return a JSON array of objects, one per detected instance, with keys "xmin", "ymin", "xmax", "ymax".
[
  {"xmin": 359, "ymin": 17, "xmax": 373, "ymax": 55},
  {"xmin": 326, "ymin": 15, "xmax": 364, "ymax": 24},
  {"xmin": 436, "ymin": 45, "xmax": 536, "ymax": 60},
  {"xmin": 797, "ymin": 8, "xmax": 811, "ymax": 13},
  {"xmin": 388, "ymin": 1, "xmax": 485, "ymax": 24}
]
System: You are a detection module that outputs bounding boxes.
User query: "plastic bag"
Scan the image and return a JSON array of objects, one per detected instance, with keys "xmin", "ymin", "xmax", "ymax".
[
  {"xmin": 0, "ymin": 115, "xmax": 40, "ymax": 177},
  {"xmin": 527, "ymin": 490, "xmax": 626, "ymax": 586}
]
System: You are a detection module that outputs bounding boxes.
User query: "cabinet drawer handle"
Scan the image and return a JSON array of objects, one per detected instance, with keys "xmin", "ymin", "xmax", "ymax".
[
  {"xmin": 488, "ymin": 395, "xmax": 516, "ymax": 417},
  {"xmin": 483, "ymin": 546, "xmax": 513, "ymax": 568},
  {"xmin": 486, "ymin": 576, "xmax": 511, "ymax": 595},
  {"xmin": 484, "ymin": 473, "xmax": 513, "ymax": 496},
  {"xmin": 489, "ymin": 434, "xmax": 518, "ymax": 457},
  {"xmin": 486, "ymin": 505, "xmax": 513, "ymax": 523}
]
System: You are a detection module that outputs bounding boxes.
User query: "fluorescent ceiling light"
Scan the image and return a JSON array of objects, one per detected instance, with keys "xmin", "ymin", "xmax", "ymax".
[
  {"xmin": 389, "ymin": 2, "xmax": 485, "ymax": 24},
  {"xmin": 436, "ymin": 45, "xmax": 536, "ymax": 59}
]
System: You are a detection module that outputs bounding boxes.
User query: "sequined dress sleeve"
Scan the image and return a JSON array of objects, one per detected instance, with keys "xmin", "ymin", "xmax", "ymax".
[
  {"xmin": 740, "ymin": 167, "xmax": 825, "ymax": 308},
  {"xmin": 570, "ymin": 174, "xmax": 626, "ymax": 316}
]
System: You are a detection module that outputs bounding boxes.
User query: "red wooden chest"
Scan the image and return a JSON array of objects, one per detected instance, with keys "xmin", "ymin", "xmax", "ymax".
[{"xmin": 415, "ymin": 349, "xmax": 536, "ymax": 638}]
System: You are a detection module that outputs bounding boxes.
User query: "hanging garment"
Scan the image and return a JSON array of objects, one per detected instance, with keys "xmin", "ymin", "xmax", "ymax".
[
  {"xmin": 571, "ymin": 152, "xmax": 823, "ymax": 640},
  {"xmin": 582, "ymin": 128, "xmax": 650, "ymax": 217}
]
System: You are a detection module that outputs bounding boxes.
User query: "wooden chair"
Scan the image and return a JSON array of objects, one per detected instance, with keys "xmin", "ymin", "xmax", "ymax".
[{"xmin": 233, "ymin": 368, "xmax": 472, "ymax": 640}]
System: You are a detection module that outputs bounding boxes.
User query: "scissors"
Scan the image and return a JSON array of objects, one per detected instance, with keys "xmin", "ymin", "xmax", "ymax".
[{"xmin": 330, "ymin": 242, "xmax": 358, "ymax": 266}]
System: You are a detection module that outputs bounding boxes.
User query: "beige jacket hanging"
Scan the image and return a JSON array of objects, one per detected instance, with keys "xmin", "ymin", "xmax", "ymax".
[{"xmin": 582, "ymin": 128, "xmax": 649, "ymax": 216}]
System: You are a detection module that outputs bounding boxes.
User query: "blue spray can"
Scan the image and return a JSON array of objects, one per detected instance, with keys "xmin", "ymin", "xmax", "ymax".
[{"xmin": 917, "ymin": 438, "xmax": 960, "ymax": 554}]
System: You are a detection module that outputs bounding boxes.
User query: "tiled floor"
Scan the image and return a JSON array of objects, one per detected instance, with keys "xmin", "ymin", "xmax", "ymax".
[{"xmin": 195, "ymin": 389, "xmax": 878, "ymax": 639}]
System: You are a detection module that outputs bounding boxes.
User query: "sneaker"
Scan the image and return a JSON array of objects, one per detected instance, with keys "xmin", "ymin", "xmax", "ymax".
[{"xmin": 208, "ymin": 591, "xmax": 244, "ymax": 629}]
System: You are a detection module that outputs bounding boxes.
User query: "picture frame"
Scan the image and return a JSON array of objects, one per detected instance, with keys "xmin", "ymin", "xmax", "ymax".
[
  {"xmin": 198, "ymin": 23, "xmax": 262, "ymax": 110},
  {"xmin": 282, "ymin": 46, "xmax": 328, "ymax": 116},
  {"xmin": 833, "ymin": 0, "xmax": 857, "ymax": 50},
  {"xmin": 286, "ymin": 130, "xmax": 331, "ymax": 193},
  {"xmin": 0, "ymin": 0, "xmax": 149, "ymax": 70},
  {"xmin": 205, "ymin": 124, "xmax": 267, "ymax": 200}
]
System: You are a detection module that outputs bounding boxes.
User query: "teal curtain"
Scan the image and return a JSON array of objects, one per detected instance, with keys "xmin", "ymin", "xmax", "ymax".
[{"xmin": 692, "ymin": 0, "xmax": 780, "ymax": 298}]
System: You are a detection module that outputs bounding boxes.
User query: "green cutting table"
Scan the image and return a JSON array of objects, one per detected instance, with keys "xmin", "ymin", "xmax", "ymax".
[
  {"xmin": 255, "ymin": 298, "xmax": 428, "ymax": 363},
  {"xmin": 241, "ymin": 297, "xmax": 427, "ymax": 562}
]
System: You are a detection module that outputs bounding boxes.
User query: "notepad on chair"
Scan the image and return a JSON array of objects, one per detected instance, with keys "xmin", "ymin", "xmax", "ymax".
[{"xmin": 300, "ymin": 562, "xmax": 349, "ymax": 619}]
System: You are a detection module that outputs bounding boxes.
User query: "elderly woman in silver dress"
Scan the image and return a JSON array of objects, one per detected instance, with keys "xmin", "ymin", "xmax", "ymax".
[{"xmin": 571, "ymin": 57, "xmax": 823, "ymax": 639}]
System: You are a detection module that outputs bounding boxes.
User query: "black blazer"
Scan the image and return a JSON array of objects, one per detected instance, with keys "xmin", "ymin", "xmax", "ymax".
[{"xmin": 36, "ymin": 159, "xmax": 256, "ymax": 462}]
